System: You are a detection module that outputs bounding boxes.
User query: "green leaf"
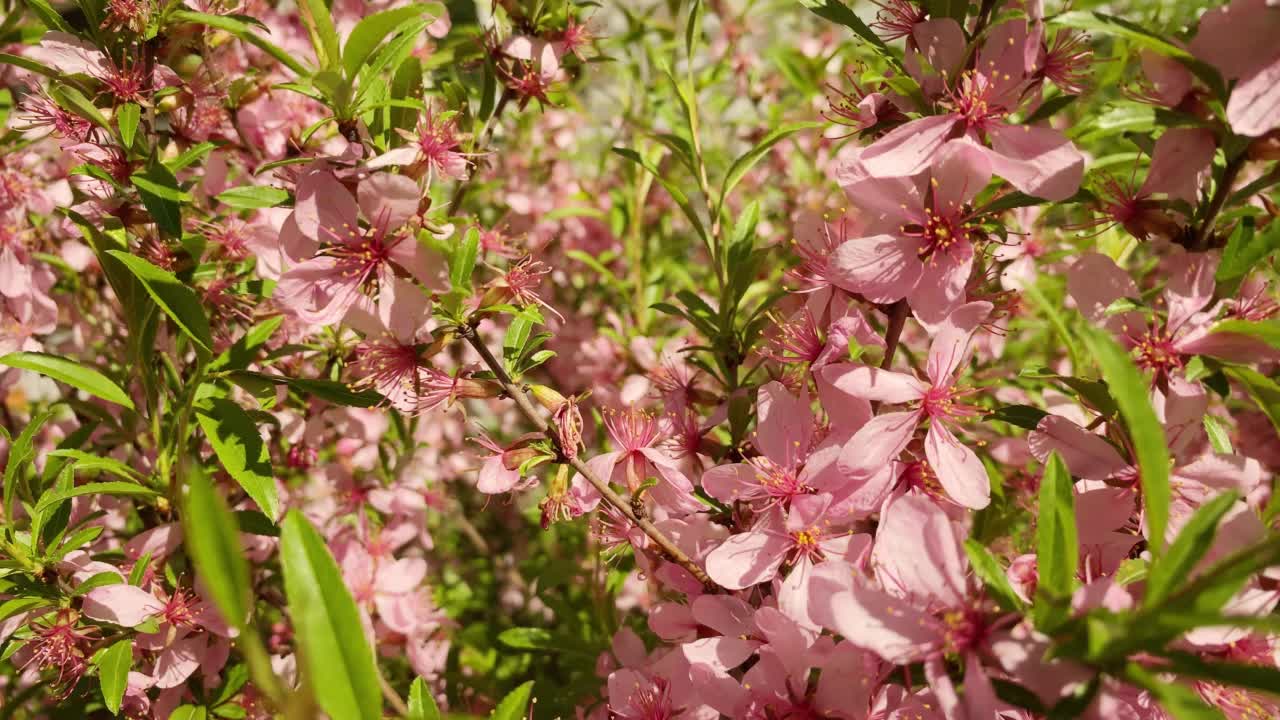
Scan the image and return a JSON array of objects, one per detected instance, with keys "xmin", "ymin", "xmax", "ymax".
[
  {"xmin": 49, "ymin": 85, "xmax": 110, "ymax": 129},
  {"xmin": 963, "ymin": 540, "xmax": 1025, "ymax": 613},
  {"xmin": 216, "ymin": 185, "xmax": 291, "ymax": 210},
  {"xmin": 796, "ymin": 0, "xmax": 895, "ymax": 64},
  {"xmin": 35, "ymin": 482, "xmax": 159, "ymax": 515},
  {"xmin": 297, "ymin": 0, "xmax": 342, "ymax": 72},
  {"xmin": 1080, "ymin": 327, "xmax": 1170, "ymax": 553},
  {"xmin": 48, "ymin": 450, "xmax": 145, "ymax": 482},
  {"xmin": 342, "ymin": 3, "xmax": 442, "ymax": 79},
  {"xmin": 1144, "ymin": 492, "xmax": 1238, "ymax": 609},
  {"xmin": 498, "ymin": 627, "xmax": 558, "ymax": 651},
  {"xmin": 1211, "ymin": 319, "xmax": 1280, "ymax": 352},
  {"xmin": 0, "ymin": 597, "xmax": 52, "ymax": 623},
  {"xmin": 196, "ymin": 399, "xmax": 279, "ymax": 520},
  {"xmin": 171, "ymin": 11, "xmax": 309, "ymax": 76},
  {"xmin": 69, "ymin": 571, "xmax": 121, "ymax": 595},
  {"xmin": 5, "ymin": 409, "xmax": 54, "ymax": 527},
  {"xmin": 490, "ymin": 681, "xmax": 534, "ymax": 720},
  {"xmin": 231, "ymin": 372, "xmax": 381, "ymax": 407},
  {"xmin": 211, "ymin": 316, "xmax": 284, "ymax": 371},
  {"xmin": 1033, "ymin": 451, "xmax": 1077, "ymax": 630},
  {"xmin": 168, "ymin": 706, "xmax": 209, "ymax": 720},
  {"xmin": 449, "ymin": 227, "xmax": 480, "ymax": 293},
  {"xmin": 1216, "ymin": 220, "xmax": 1279, "ymax": 293},
  {"xmin": 130, "ymin": 159, "xmax": 187, "ymax": 237},
  {"xmin": 1123, "ymin": 664, "xmax": 1226, "ymax": 720},
  {"xmin": 1202, "ymin": 415, "xmax": 1233, "ymax": 455},
  {"xmin": 107, "ymin": 250, "xmax": 214, "ymax": 353},
  {"xmin": 407, "ymin": 678, "xmax": 441, "ymax": 720},
  {"xmin": 95, "ymin": 639, "xmax": 132, "ymax": 714},
  {"xmin": 1224, "ymin": 367, "xmax": 1280, "ymax": 433},
  {"xmin": 986, "ymin": 404, "xmax": 1049, "ymax": 430},
  {"xmin": 280, "ymin": 511, "xmax": 381, "ymax": 720},
  {"xmin": 0, "ymin": 352, "xmax": 134, "ymax": 410},
  {"xmin": 116, "ymin": 103, "xmax": 140, "ymax": 149},
  {"xmin": 183, "ymin": 467, "xmax": 251, "ymax": 629},
  {"xmin": 720, "ymin": 121, "xmax": 822, "ymax": 203},
  {"xmin": 1158, "ymin": 650, "xmax": 1280, "ymax": 699},
  {"xmin": 22, "ymin": 0, "xmax": 75, "ymax": 32},
  {"xmin": 612, "ymin": 147, "xmax": 708, "ymax": 241}
]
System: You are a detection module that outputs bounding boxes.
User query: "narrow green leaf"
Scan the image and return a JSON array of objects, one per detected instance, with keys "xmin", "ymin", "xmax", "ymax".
[
  {"xmin": 107, "ymin": 250, "xmax": 214, "ymax": 353},
  {"xmin": 0, "ymin": 597, "xmax": 52, "ymax": 623},
  {"xmin": 49, "ymin": 85, "xmax": 110, "ymax": 129},
  {"xmin": 0, "ymin": 352, "xmax": 134, "ymax": 410},
  {"xmin": 183, "ymin": 467, "xmax": 252, "ymax": 630},
  {"xmin": 22, "ymin": 0, "xmax": 75, "ymax": 32},
  {"xmin": 342, "ymin": 3, "xmax": 442, "ymax": 79},
  {"xmin": 116, "ymin": 103, "xmax": 140, "ymax": 150},
  {"xmin": 216, "ymin": 185, "xmax": 291, "ymax": 210},
  {"xmin": 1123, "ymin": 664, "xmax": 1226, "ymax": 720},
  {"xmin": 449, "ymin": 227, "xmax": 480, "ymax": 292},
  {"xmin": 130, "ymin": 160, "xmax": 186, "ymax": 237},
  {"xmin": 1144, "ymin": 492, "xmax": 1238, "ymax": 609},
  {"xmin": 280, "ymin": 510, "xmax": 382, "ymax": 720},
  {"xmin": 168, "ymin": 706, "xmax": 209, "ymax": 720},
  {"xmin": 796, "ymin": 0, "xmax": 894, "ymax": 62},
  {"xmin": 35, "ymin": 482, "xmax": 159, "ymax": 514},
  {"xmin": 612, "ymin": 147, "xmax": 707, "ymax": 240},
  {"xmin": 171, "ymin": 11, "xmax": 308, "ymax": 76},
  {"xmin": 48, "ymin": 449, "xmax": 145, "ymax": 482},
  {"xmin": 1202, "ymin": 415, "xmax": 1233, "ymax": 455},
  {"xmin": 196, "ymin": 399, "xmax": 279, "ymax": 520},
  {"xmin": 5, "ymin": 409, "xmax": 53, "ymax": 527},
  {"xmin": 721, "ymin": 121, "xmax": 822, "ymax": 202},
  {"xmin": 231, "ymin": 372, "xmax": 381, "ymax": 407},
  {"xmin": 1216, "ymin": 220, "xmax": 1279, "ymax": 294},
  {"xmin": 95, "ymin": 639, "xmax": 132, "ymax": 714},
  {"xmin": 407, "ymin": 678, "xmax": 441, "ymax": 720},
  {"xmin": 297, "ymin": 0, "xmax": 342, "ymax": 72},
  {"xmin": 963, "ymin": 539, "xmax": 1025, "ymax": 613},
  {"xmin": 490, "ymin": 681, "xmax": 534, "ymax": 720},
  {"xmin": 986, "ymin": 404, "xmax": 1049, "ymax": 430},
  {"xmin": 1158, "ymin": 650, "xmax": 1280, "ymax": 698},
  {"xmin": 1033, "ymin": 451, "xmax": 1077, "ymax": 630},
  {"xmin": 69, "ymin": 571, "xmax": 121, "ymax": 595},
  {"xmin": 1081, "ymin": 327, "xmax": 1170, "ymax": 553}
]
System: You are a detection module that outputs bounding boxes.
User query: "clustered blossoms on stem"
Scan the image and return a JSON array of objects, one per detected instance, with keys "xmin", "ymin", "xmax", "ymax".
[{"xmin": 0, "ymin": 0, "xmax": 1278, "ymax": 718}]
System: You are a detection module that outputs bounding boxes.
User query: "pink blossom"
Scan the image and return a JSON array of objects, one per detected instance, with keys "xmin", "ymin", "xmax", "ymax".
[
  {"xmin": 827, "ymin": 302, "xmax": 994, "ymax": 509},
  {"xmin": 274, "ymin": 171, "xmax": 434, "ymax": 326}
]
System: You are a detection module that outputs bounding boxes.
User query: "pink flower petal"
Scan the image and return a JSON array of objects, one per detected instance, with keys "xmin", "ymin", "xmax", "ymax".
[
  {"xmin": 819, "ymin": 364, "xmax": 927, "ymax": 405},
  {"xmin": 924, "ymin": 422, "xmax": 992, "ymax": 509},
  {"xmin": 825, "ymin": 584, "xmax": 941, "ymax": 664},
  {"xmin": 858, "ymin": 114, "xmax": 962, "ymax": 179},
  {"xmin": 1028, "ymin": 415, "xmax": 1129, "ymax": 481},
  {"xmin": 873, "ymin": 493, "xmax": 969, "ymax": 604},
  {"xmin": 82, "ymin": 585, "xmax": 165, "ymax": 627},
  {"xmin": 756, "ymin": 381, "xmax": 813, "ymax": 467},
  {"xmin": 981, "ymin": 123, "xmax": 1085, "ymax": 201},
  {"xmin": 705, "ymin": 526, "xmax": 789, "ymax": 590},
  {"xmin": 839, "ymin": 410, "xmax": 922, "ymax": 478},
  {"xmin": 829, "ymin": 234, "xmax": 924, "ymax": 304}
]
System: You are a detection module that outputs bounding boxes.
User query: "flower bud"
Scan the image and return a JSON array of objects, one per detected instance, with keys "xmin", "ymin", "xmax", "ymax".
[{"xmin": 529, "ymin": 384, "xmax": 567, "ymax": 412}]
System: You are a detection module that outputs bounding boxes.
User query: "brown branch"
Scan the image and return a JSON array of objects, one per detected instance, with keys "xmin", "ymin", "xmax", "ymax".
[
  {"xmin": 879, "ymin": 300, "xmax": 910, "ymax": 370},
  {"xmin": 457, "ymin": 324, "xmax": 719, "ymax": 589},
  {"xmin": 1193, "ymin": 152, "xmax": 1247, "ymax": 251}
]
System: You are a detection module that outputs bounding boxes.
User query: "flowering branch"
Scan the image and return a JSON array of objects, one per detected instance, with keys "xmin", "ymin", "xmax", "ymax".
[{"xmin": 456, "ymin": 323, "xmax": 718, "ymax": 589}]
